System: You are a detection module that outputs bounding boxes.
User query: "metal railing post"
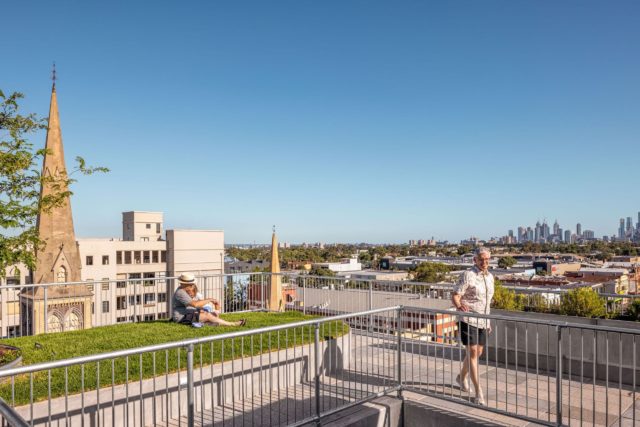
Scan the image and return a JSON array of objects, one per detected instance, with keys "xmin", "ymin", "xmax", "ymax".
[
  {"xmin": 261, "ymin": 274, "xmax": 265, "ymax": 311},
  {"xmin": 314, "ymin": 322, "xmax": 321, "ymax": 424},
  {"xmin": 555, "ymin": 325, "xmax": 563, "ymax": 427},
  {"xmin": 302, "ymin": 277, "xmax": 307, "ymax": 315},
  {"xmin": 397, "ymin": 306, "xmax": 403, "ymax": 398},
  {"xmin": 186, "ymin": 343, "xmax": 195, "ymax": 427},
  {"xmin": 43, "ymin": 288, "xmax": 48, "ymax": 334},
  {"xmin": 368, "ymin": 281, "xmax": 373, "ymax": 311}
]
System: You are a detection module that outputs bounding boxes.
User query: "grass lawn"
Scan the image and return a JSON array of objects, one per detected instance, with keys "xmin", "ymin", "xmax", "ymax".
[{"xmin": 0, "ymin": 311, "xmax": 349, "ymax": 406}]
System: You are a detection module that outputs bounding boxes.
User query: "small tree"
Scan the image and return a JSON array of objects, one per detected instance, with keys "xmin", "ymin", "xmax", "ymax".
[
  {"xmin": 491, "ymin": 280, "xmax": 525, "ymax": 311},
  {"xmin": 0, "ymin": 90, "xmax": 108, "ymax": 276},
  {"xmin": 498, "ymin": 256, "xmax": 517, "ymax": 269},
  {"xmin": 413, "ymin": 262, "xmax": 453, "ymax": 283},
  {"xmin": 559, "ymin": 288, "xmax": 606, "ymax": 318}
]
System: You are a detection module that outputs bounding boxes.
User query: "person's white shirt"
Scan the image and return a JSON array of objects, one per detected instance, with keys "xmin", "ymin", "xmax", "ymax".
[{"xmin": 453, "ymin": 266, "xmax": 495, "ymax": 329}]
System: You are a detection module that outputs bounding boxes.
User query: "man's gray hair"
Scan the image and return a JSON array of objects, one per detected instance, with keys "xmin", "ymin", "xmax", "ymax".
[{"xmin": 474, "ymin": 247, "xmax": 491, "ymax": 257}]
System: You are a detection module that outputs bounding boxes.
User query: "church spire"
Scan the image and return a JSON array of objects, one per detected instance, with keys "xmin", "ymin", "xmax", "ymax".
[
  {"xmin": 33, "ymin": 75, "xmax": 82, "ymax": 285},
  {"xmin": 268, "ymin": 226, "xmax": 283, "ymax": 311}
]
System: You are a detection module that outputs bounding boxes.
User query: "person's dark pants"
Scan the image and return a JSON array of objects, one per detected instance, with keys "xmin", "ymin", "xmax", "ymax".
[
  {"xmin": 178, "ymin": 311, "xmax": 200, "ymax": 324},
  {"xmin": 458, "ymin": 321, "xmax": 487, "ymax": 346}
]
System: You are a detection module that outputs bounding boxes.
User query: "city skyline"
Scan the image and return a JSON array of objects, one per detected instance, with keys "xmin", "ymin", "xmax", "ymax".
[{"xmin": 3, "ymin": 1, "xmax": 640, "ymax": 243}]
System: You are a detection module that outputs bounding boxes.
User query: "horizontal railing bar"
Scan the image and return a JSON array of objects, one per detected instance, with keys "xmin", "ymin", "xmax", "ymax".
[
  {"xmin": 0, "ymin": 272, "xmax": 261, "ymax": 290},
  {"xmin": 278, "ymin": 272, "xmax": 640, "ymax": 299},
  {"xmin": 405, "ymin": 305, "xmax": 640, "ymax": 335},
  {"xmin": 0, "ymin": 306, "xmax": 400, "ymax": 378}
]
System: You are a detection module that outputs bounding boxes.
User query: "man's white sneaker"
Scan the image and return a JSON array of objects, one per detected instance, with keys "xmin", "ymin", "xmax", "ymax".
[{"xmin": 456, "ymin": 374, "xmax": 470, "ymax": 392}]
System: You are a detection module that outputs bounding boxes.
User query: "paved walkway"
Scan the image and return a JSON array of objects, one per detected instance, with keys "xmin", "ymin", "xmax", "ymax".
[{"xmin": 161, "ymin": 331, "xmax": 639, "ymax": 426}]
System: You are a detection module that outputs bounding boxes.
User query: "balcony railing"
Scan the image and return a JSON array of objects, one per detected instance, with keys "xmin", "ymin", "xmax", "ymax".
[
  {"xmin": 0, "ymin": 273, "xmax": 266, "ymax": 339},
  {"xmin": 0, "ymin": 306, "xmax": 637, "ymax": 426}
]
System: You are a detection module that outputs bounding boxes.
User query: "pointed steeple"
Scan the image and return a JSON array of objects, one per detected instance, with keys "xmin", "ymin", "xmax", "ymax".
[
  {"xmin": 268, "ymin": 226, "xmax": 283, "ymax": 311},
  {"xmin": 33, "ymin": 78, "xmax": 83, "ymax": 286}
]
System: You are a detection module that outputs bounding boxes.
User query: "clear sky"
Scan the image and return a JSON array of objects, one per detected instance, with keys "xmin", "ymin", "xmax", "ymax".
[{"xmin": 2, "ymin": 1, "xmax": 639, "ymax": 243}]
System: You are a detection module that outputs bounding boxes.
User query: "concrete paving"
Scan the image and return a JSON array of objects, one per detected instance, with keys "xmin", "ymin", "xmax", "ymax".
[{"xmin": 158, "ymin": 331, "xmax": 639, "ymax": 426}]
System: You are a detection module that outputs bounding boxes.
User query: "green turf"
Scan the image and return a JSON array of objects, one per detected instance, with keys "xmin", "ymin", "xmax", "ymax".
[{"xmin": 0, "ymin": 311, "xmax": 349, "ymax": 406}]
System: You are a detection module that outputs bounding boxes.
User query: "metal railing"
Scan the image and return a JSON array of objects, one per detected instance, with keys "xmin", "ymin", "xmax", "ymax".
[
  {"xmin": 0, "ymin": 306, "xmax": 400, "ymax": 427},
  {"xmin": 3, "ymin": 271, "xmax": 637, "ymax": 340},
  {"xmin": 0, "ymin": 304, "xmax": 638, "ymax": 426},
  {"xmin": 0, "ymin": 273, "xmax": 265, "ymax": 339},
  {"xmin": 277, "ymin": 272, "xmax": 640, "ymax": 317}
]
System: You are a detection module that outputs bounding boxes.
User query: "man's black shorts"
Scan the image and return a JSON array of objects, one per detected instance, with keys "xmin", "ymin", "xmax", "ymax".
[
  {"xmin": 458, "ymin": 321, "xmax": 487, "ymax": 346},
  {"xmin": 178, "ymin": 311, "xmax": 200, "ymax": 324}
]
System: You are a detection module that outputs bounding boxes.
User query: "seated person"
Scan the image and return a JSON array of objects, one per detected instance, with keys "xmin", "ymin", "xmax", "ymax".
[{"xmin": 172, "ymin": 273, "xmax": 245, "ymax": 327}]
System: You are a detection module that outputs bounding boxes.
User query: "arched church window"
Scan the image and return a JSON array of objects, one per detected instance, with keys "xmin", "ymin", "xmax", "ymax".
[{"xmin": 57, "ymin": 266, "xmax": 67, "ymax": 283}]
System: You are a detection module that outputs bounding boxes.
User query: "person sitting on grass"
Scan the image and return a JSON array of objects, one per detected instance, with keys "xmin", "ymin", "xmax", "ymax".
[{"xmin": 172, "ymin": 273, "xmax": 245, "ymax": 327}]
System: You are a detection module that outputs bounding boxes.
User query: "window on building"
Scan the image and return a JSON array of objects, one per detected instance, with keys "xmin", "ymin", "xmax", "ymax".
[
  {"xmin": 143, "ymin": 272, "xmax": 155, "ymax": 286},
  {"xmin": 156, "ymin": 223, "xmax": 161, "ymax": 233},
  {"xmin": 129, "ymin": 315, "xmax": 142, "ymax": 322},
  {"xmin": 144, "ymin": 314, "xmax": 155, "ymax": 322},
  {"xmin": 143, "ymin": 251, "xmax": 150, "ymax": 263},
  {"xmin": 116, "ymin": 274, "xmax": 126, "ymax": 288},
  {"xmin": 152, "ymin": 251, "xmax": 159, "ymax": 263},
  {"xmin": 157, "ymin": 312, "xmax": 168, "ymax": 320},
  {"xmin": 102, "ymin": 255, "xmax": 109, "ymax": 265},
  {"xmin": 86, "ymin": 279, "xmax": 94, "ymax": 292},
  {"xmin": 117, "ymin": 317, "xmax": 127, "ymax": 323},
  {"xmin": 102, "ymin": 301, "xmax": 110, "ymax": 313},
  {"xmin": 116, "ymin": 296, "xmax": 127, "ymax": 310},
  {"xmin": 157, "ymin": 292, "xmax": 167, "ymax": 303},
  {"xmin": 124, "ymin": 251, "xmax": 132, "ymax": 264},
  {"xmin": 7, "ymin": 326, "xmax": 20, "ymax": 338},
  {"xmin": 91, "ymin": 302, "xmax": 94, "ymax": 314},
  {"xmin": 146, "ymin": 223, "xmax": 151, "ymax": 229},
  {"xmin": 128, "ymin": 295, "xmax": 142, "ymax": 306},
  {"xmin": 116, "ymin": 251, "xmax": 123, "ymax": 264},
  {"xmin": 86, "ymin": 256, "xmax": 93, "ymax": 266},
  {"xmin": 129, "ymin": 273, "xmax": 141, "ymax": 285},
  {"xmin": 101, "ymin": 278, "xmax": 110, "ymax": 291},
  {"xmin": 144, "ymin": 293, "xmax": 156, "ymax": 305},
  {"xmin": 161, "ymin": 251, "xmax": 167, "ymax": 263},
  {"xmin": 6, "ymin": 268, "xmax": 20, "ymax": 286},
  {"xmin": 141, "ymin": 237, "xmax": 149, "ymax": 242},
  {"xmin": 134, "ymin": 251, "xmax": 141, "ymax": 264}
]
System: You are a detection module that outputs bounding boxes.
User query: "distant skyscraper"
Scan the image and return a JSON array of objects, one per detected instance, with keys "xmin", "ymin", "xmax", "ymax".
[
  {"xmin": 619, "ymin": 218, "xmax": 625, "ymax": 239},
  {"xmin": 583, "ymin": 230, "xmax": 595, "ymax": 239},
  {"xmin": 535, "ymin": 221, "xmax": 541, "ymax": 242},
  {"xmin": 626, "ymin": 217, "xmax": 633, "ymax": 232},
  {"xmin": 564, "ymin": 230, "xmax": 571, "ymax": 243},
  {"xmin": 527, "ymin": 227, "xmax": 534, "ymax": 242},
  {"xmin": 508, "ymin": 229, "xmax": 514, "ymax": 238},
  {"xmin": 541, "ymin": 221, "xmax": 550, "ymax": 241},
  {"xmin": 576, "ymin": 223, "xmax": 582, "ymax": 237},
  {"xmin": 553, "ymin": 220, "xmax": 560, "ymax": 236}
]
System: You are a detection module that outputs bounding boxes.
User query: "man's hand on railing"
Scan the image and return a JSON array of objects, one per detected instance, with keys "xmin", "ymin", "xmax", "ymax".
[{"xmin": 456, "ymin": 302, "xmax": 470, "ymax": 312}]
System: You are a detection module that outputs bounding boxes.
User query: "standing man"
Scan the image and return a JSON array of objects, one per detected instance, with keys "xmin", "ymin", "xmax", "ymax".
[{"xmin": 452, "ymin": 247, "xmax": 494, "ymax": 405}]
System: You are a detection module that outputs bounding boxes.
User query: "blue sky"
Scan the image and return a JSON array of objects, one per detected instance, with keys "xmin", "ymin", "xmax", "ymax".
[{"xmin": 2, "ymin": 1, "xmax": 639, "ymax": 243}]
